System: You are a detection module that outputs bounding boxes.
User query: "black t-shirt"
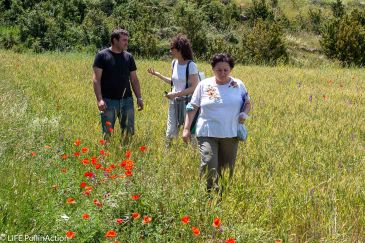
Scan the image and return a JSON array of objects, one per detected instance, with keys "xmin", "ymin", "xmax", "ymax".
[{"xmin": 93, "ymin": 48, "xmax": 137, "ymax": 99}]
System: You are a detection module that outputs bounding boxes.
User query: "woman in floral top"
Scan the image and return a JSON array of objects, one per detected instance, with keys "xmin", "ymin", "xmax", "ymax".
[{"xmin": 183, "ymin": 53, "xmax": 251, "ymax": 193}]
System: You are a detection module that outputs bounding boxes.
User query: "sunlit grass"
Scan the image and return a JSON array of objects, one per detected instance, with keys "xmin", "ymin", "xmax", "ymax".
[{"xmin": 0, "ymin": 50, "xmax": 364, "ymax": 241}]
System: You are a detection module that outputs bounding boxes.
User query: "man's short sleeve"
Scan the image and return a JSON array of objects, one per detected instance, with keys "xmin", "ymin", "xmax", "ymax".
[
  {"xmin": 93, "ymin": 52, "xmax": 104, "ymax": 69},
  {"xmin": 129, "ymin": 54, "xmax": 137, "ymax": 72}
]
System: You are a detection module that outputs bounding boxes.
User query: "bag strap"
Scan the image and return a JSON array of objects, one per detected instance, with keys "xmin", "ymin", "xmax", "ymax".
[
  {"xmin": 185, "ymin": 60, "xmax": 192, "ymax": 89},
  {"xmin": 170, "ymin": 60, "xmax": 176, "ymax": 92}
]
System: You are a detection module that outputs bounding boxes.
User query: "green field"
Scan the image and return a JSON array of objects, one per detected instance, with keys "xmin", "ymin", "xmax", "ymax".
[{"xmin": 0, "ymin": 50, "xmax": 364, "ymax": 242}]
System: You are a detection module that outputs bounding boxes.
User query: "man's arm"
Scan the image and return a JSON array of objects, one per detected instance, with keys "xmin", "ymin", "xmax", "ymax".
[
  {"xmin": 130, "ymin": 70, "xmax": 143, "ymax": 111},
  {"xmin": 93, "ymin": 67, "xmax": 106, "ymax": 111}
]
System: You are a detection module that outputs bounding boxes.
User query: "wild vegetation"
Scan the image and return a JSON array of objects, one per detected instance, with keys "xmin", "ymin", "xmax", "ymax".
[
  {"xmin": 1, "ymin": 50, "xmax": 364, "ymax": 241},
  {"xmin": 0, "ymin": 0, "xmax": 365, "ymax": 66}
]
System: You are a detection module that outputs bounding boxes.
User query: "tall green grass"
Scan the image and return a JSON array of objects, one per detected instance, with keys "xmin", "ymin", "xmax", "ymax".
[{"xmin": 0, "ymin": 50, "xmax": 364, "ymax": 241}]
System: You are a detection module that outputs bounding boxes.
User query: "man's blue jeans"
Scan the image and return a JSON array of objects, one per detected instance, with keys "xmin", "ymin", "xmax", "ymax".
[{"xmin": 100, "ymin": 97, "xmax": 134, "ymax": 138}]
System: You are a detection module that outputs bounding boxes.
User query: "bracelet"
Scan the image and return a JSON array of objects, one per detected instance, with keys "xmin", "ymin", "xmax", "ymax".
[{"xmin": 137, "ymin": 97, "xmax": 143, "ymax": 101}]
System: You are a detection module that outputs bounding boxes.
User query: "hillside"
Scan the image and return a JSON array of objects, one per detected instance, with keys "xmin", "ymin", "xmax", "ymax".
[{"xmin": 1, "ymin": 0, "xmax": 365, "ymax": 67}]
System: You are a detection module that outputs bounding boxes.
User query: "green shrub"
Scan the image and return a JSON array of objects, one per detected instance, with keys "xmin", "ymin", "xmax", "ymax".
[
  {"xmin": 321, "ymin": 13, "xmax": 365, "ymax": 66},
  {"xmin": 240, "ymin": 18, "xmax": 288, "ymax": 65},
  {"xmin": 0, "ymin": 27, "xmax": 19, "ymax": 49},
  {"xmin": 331, "ymin": 0, "xmax": 345, "ymax": 18},
  {"xmin": 308, "ymin": 8, "xmax": 323, "ymax": 34},
  {"xmin": 81, "ymin": 9, "xmax": 110, "ymax": 49},
  {"xmin": 245, "ymin": 0, "xmax": 274, "ymax": 26},
  {"xmin": 174, "ymin": 1, "xmax": 208, "ymax": 57}
]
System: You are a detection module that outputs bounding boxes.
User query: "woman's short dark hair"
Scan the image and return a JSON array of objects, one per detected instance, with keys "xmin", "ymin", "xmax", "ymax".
[
  {"xmin": 170, "ymin": 35, "xmax": 193, "ymax": 60},
  {"xmin": 211, "ymin": 53, "xmax": 235, "ymax": 69},
  {"xmin": 110, "ymin": 28, "xmax": 129, "ymax": 45}
]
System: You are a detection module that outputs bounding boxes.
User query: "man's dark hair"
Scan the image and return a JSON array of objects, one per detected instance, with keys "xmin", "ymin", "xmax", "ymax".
[
  {"xmin": 211, "ymin": 53, "xmax": 235, "ymax": 69},
  {"xmin": 110, "ymin": 28, "xmax": 129, "ymax": 45},
  {"xmin": 170, "ymin": 35, "xmax": 193, "ymax": 60}
]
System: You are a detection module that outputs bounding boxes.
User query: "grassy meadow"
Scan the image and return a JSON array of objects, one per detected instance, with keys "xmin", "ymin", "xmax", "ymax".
[{"xmin": 0, "ymin": 49, "xmax": 365, "ymax": 242}]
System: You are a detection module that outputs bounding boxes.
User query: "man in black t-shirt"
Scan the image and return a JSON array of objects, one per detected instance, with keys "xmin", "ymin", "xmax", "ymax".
[{"xmin": 92, "ymin": 28, "xmax": 143, "ymax": 141}]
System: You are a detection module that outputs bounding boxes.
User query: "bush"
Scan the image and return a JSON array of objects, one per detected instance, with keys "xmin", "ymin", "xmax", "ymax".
[
  {"xmin": 81, "ymin": 9, "xmax": 110, "ymax": 49},
  {"xmin": 308, "ymin": 8, "xmax": 323, "ymax": 34},
  {"xmin": 321, "ymin": 13, "xmax": 365, "ymax": 66},
  {"xmin": 18, "ymin": 7, "xmax": 49, "ymax": 49},
  {"xmin": 0, "ymin": 27, "xmax": 19, "ymax": 49},
  {"xmin": 174, "ymin": 1, "xmax": 208, "ymax": 57},
  {"xmin": 331, "ymin": 0, "xmax": 345, "ymax": 18},
  {"xmin": 240, "ymin": 18, "xmax": 288, "ymax": 65},
  {"xmin": 245, "ymin": 0, "xmax": 274, "ymax": 26}
]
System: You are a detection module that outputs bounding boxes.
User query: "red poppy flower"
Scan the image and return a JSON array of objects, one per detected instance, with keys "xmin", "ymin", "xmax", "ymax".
[
  {"xmin": 191, "ymin": 226, "xmax": 200, "ymax": 236},
  {"xmin": 139, "ymin": 146, "xmax": 146, "ymax": 152},
  {"xmin": 80, "ymin": 182, "xmax": 87, "ymax": 188},
  {"xmin": 66, "ymin": 231, "xmax": 75, "ymax": 239},
  {"xmin": 225, "ymin": 239, "xmax": 235, "ymax": 243},
  {"xmin": 125, "ymin": 150, "xmax": 131, "ymax": 159},
  {"xmin": 125, "ymin": 170, "xmax": 133, "ymax": 177},
  {"xmin": 81, "ymin": 147, "xmax": 88, "ymax": 153},
  {"xmin": 61, "ymin": 154, "xmax": 69, "ymax": 160},
  {"xmin": 275, "ymin": 240, "xmax": 282, "ymax": 243},
  {"xmin": 131, "ymin": 194, "xmax": 140, "ymax": 200},
  {"xmin": 85, "ymin": 186, "xmax": 92, "ymax": 192},
  {"xmin": 93, "ymin": 199, "xmax": 102, "ymax": 208},
  {"xmin": 142, "ymin": 215, "xmax": 152, "ymax": 224},
  {"xmin": 105, "ymin": 230, "xmax": 117, "ymax": 238},
  {"xmin": 109, "ymin": 174, "xmax": 118, "ymax": 179},
  {"xmin": 66, "ymin": 197, "xmax": 76, "ymax": 204},
  {"xmin": 121, "ymin": 159, "xmax": 134, "ymax": 170},
  {"xmin": 116, "ymin": 218, "xmax": 123, "ymax": 224},
  {"xmin": 95, "ymin": 164, "xmax": 102, "ymax": 169},
  {"xmin": 84, "ymin": 172, "xmax": 94, "ymax": 177},
  {"xmin": 104, "ymin": 166, "xmax": 112, "ymax": 173},
  {"xmin": 120, "ymin": 160, "xmax": 127, "ymax": 167},
  {"xmin": 212, "ymin": 217, "xmax": 221, "ymax": 228},
  {"xmin": 74, "ymin": 152, "xmax": 80, "ymax": 157},
  {"xmin": 108, "ymin": 128, "xmax": 113, "ymax": 133},
  {"xmin": 91, "ymin": 157, "xmax": 97, "ymax": 165},
  {"xmin": 100, "ymin": 149, "xmax": 105, "ymax": 155},
  {"xmin": 82, "ymin": 214, "xmax": 90, "ymax": 220},
  {"xmin": 181, "ymin": 216, "xmax": 190, "ymax": 224},
  {"xmin": 99, "ymin": 139, "xmax": 106, "ymax": 145},
  {"xmin": 105, "ymin": 121, "xmax": 112, "ymax": 126},
  {"xmin": 31, "ymin": 152, "xmax": 37, "ymax": 157},
  {"xmin": 74, "ymin": 139, "xmax": 81, "ymax": 146},
  {"xmin": 128, "ymin": 213, "xmax": 139, "ymax": 220},
  {"xmin": 81, "ymin": 158, "xmax": 89, "ymax": 165}
]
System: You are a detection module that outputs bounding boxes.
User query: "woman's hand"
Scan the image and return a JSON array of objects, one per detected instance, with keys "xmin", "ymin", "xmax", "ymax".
[
  {"xmin": 239, "ymin": 112, "xmax": 248, "ymax": 124},
  {"xmin": 147, "ymin": 68, "xmax": 160, "ymax": 77},
  {"xmin": 182, "ymin": 128, "xmax": 191, "ymax": 144},
  {"xmin": 166, "ymin": 92, "xmax": 178, "ymax": 100}
]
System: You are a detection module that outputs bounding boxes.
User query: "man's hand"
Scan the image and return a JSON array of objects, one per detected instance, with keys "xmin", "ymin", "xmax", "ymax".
[
  {"xmin": 137, "ymin": 98, "xmax": 144, "ymax": 111},
  {"xmin": 98, "ymin": 99, "xmax": 107, "ymax": 112}
]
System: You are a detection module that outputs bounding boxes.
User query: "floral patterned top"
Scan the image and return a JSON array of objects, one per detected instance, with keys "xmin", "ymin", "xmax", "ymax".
[{"xmin": 190, "ymin": 77, "xmax": 250, "ymax": 138}]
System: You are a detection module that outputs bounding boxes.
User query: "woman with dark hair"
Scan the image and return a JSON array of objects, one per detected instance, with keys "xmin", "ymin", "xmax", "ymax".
[
  {"xmin": 148, "ymin": 35, "xmax": 199, "ymax": 146},
  {"xmin": 182, "ymin": 53, "xmax": 251, "ymax": 193}
]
